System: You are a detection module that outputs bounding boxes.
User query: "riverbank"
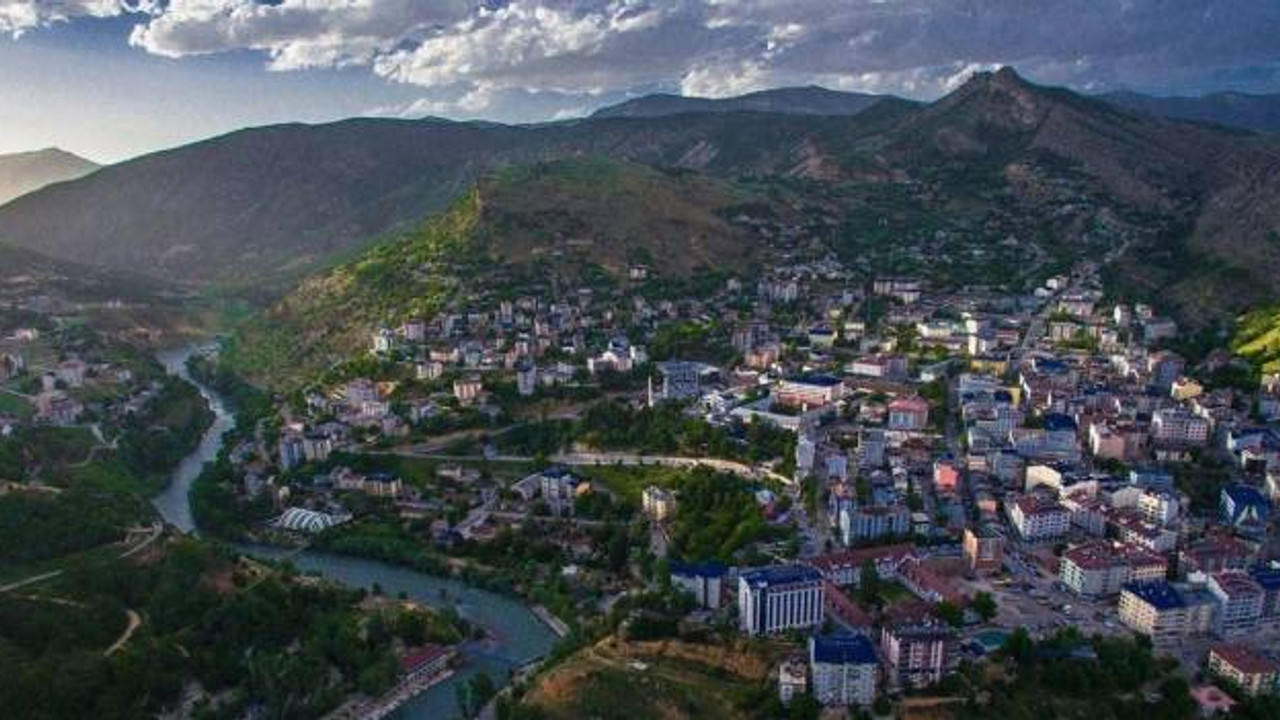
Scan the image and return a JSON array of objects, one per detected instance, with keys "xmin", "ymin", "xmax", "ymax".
[{"xmin": 154, "ymin": 344, "xmax": 559, "ymax": 719}]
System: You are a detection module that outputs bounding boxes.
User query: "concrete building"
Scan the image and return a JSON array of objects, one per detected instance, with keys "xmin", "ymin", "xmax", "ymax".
[
  {"xmin": 1060, "ymin": 541, "xmax": 1167, "ymax": 598},
  {"xmin": 880, "ymin": 624, "xmax": 957, "ymax": 690},
  {"xmin": 809, "ymin": 633, "xmax": 878, "ymax": 707},
  {"xmin": 1118, "ymin": 581, "xmax": 1215, "ymax": 645},
  {"xmin": 739, "ymin": 565, "xmax": 825, "ymax": 636},
  {"xmin": 1207, "ymin": 644, "xmax": 1280, "ymax": 697},
  {"xmin": 670, "ymin": 561, "xmax": 725, "ymax": 610},
  {"xmin": 1008, "ymin": 494, "xmax": 1070, "ymax": 542},
  {"xmin": 1209, "ymin": 571, "xmax": 1266, "ymax": 638},
  {"xmin": 641, "ymin": 485, "xmax": 676, "ymax": 521},
  {"xmin": 962, "ymin": 526, "xmax": 1005, "ymax": 575}
]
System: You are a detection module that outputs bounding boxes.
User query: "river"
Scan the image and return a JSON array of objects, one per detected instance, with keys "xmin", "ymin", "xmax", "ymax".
[{"xmin": 151, "ymin": 344, "xmax": 558, "ymax": 719}]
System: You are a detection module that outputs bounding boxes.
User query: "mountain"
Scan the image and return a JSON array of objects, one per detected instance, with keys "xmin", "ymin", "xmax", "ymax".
[
  {"xmin": 0, "ymin": 148, "xmax": 98, "ymax": 206},
  {"xmin": 2, "ymin": 67, "xmax": 1279, "ymax": 326},
  {"xmin": 590, "ymin": 86, "xmax": 896, "ymax": 119},
  {"xmin": 1101, "ymin": 90, "xmax": 1280, "ymax": 133},
  {"xmin": 0, "ymin": 112, "xmax": 852, "ymax": 286}
]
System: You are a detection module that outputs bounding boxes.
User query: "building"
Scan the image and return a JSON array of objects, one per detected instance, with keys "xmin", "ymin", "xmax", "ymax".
[
  {"xmin": 775, "ymin": 374, "xmax": 847, "ymax": 409},
  {"xmin": 279, "ymin": 433, "xmax": 305, "ymax": 471},
  {"xmin": 1060, "ymin": 541, "xmax": 1168, "ymax": 598},
  {"xmin": 1007, "ymin": 494, "xmax": 1070, "ymax": 542},
  {"xmin": 515, "ymin": 358, "xmax": 538, "ymax": 396},
  {"xmin": 1207, "ymin": 644, "xmax": 1280, "ymax": 697},
  {"xmin": 1151, "ymin": 407, "xmax": 1210, "ymax": 447},
  {"xmin": 778, "ymin": 656, "xmax": 809, "ymax": 705},
  {"xmin": 738, "ymin": 565, "xmax": 825, "ymax": 636},
  {"xmin": 655, "ymin": 361, "xmax": 708, "ymax": 402},
  {"xmin": 1180, "ymin": 534, "xmax": 1254, "ymax": 576},
  {"xmin": 880, "ymin": 624, "xmax": 957, "ymax": 690},
  {"xmin": 399, "ymin": 644, "xmax": 453, "ymax": 683},
  {"xmin": 670, "ymin": 561, "xmax": 725, "ymax": 609},
  {"xmin": 1209, "ymin": 571, "xmax": 1266, "ymax": 638},
  {"xmin": 962, "ymin": 526, "xmax": 1005, "ymax": 575},
  {"xmin": 809, "ymin": 633, "xmax": 878, "ymax": 707},
  {"xmin": 887, "ymin": 396, "xmax": 930, "ymax": 431},
  {"xmin": 1221, "ymin": 485, "xmax": 1270, "ymax": 535},
  {"xmin": 641, "ymin": 485, "xmax": 677, "ymax": 521},
  {"xmin": 1120, "ymin": 579, "xmax": 1216, "ymax": 641},
  {"xmin": 840, "ymin": 504, "xmax": 910, "ymax": 544},
  {"xmin": 453, "ymin": 375, "xmax": 483, "ymax": 404}
]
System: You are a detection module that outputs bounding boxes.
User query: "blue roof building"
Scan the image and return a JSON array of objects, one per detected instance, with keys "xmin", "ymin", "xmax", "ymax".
[
  {"xmin": 738, "ymin": 564, "xmax": 824, "ymax": 636},
  {"xmin": 809, "ymin": 633, "xmax": 878, "ymax": 707},
  {"xmin": 1221, "ymin": 485, "xmax": 1270, "ymax": 534}
]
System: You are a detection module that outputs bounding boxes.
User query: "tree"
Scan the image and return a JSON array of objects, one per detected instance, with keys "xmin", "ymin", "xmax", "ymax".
[
  {"xmin": 857, "ymin": 559, "xmax": 882, "ymax": 608},
  {"xmin": 971, "ymin": 591, "xmax": 997, "ymax": 622},
  {"xmin": 935, "ymin": 600, "xmax": 964, "ymax": 628}
]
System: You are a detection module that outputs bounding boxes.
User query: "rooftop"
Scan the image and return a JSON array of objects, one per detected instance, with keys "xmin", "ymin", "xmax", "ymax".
[
  {"xmin": 811, "ymin": 633, "xmax": 878, "ymax": 665},
  {"xmin": 1122, "ymin": 580, "xmax": 1184, "ymax": 611},
  {"xmin": 1210, "ymin": 643, "xmax": 1280, "ymax": 676},
  {"xmin": 741, "ymin": 564, "xmax": 822, "ymax": 588}
]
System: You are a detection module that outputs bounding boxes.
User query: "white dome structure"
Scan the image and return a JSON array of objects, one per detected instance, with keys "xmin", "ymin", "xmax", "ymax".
[{"xmin": 276, "ymin": 507, "xmax": 347, "ymax": 534}]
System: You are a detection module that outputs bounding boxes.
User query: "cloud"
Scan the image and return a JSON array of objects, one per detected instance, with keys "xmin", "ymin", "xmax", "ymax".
[
  {"xmin": 0, "ymin": 0, "xmax": 151, "ymax": 36},
  {"xmin": 14, "ymin": 1, "xmax": 1280, "ymax": 120}
]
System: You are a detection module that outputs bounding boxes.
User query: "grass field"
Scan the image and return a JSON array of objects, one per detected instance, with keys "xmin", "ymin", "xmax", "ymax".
[
  {"xmin": 573, "ymin": 465, "xmax": 691, "ymax": 504},
  {"xmin": 523, "ymin": 637, "xmax": 782, "ymax": 720}
]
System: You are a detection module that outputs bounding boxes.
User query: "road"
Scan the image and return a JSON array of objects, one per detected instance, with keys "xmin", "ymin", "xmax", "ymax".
[{"xmin": 375, "ymin": 447, "xmax": 793, "ymax": 485}]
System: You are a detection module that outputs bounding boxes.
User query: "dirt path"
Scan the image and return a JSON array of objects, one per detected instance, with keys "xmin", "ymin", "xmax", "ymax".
[{"xmin": 104, "ymin": 609, "xmax": 141, "ymax": 656}]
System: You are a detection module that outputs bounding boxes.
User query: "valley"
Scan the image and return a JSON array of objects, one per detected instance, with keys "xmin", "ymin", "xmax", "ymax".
[{"xmin": 3, "ymin": 66, "xmax": 1280, "ymax": 720}]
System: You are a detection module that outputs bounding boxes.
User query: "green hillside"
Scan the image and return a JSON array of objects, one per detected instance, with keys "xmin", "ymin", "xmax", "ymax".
[
  {"xmin": 1234, "ymin": 305, "xmax": 1280, "ymax": 373},
  {"xmin": 223, "ymin": 157, "xmax": 763, "ymax": 385}
]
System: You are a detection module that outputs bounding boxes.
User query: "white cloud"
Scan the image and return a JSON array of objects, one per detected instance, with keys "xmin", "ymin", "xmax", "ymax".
[
  {"xmin": 12, "ymin": 1, "xmax": 1280, "ymax": 121},
  {"xmin": 0, "ymin": 0, "xmax": 151, "ymax": 36}
]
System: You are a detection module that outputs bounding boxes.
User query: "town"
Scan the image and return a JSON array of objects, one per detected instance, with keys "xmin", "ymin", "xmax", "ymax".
[{"xmin": 112, "ymin": 244, "xmax": 1279, "ymax": 718}]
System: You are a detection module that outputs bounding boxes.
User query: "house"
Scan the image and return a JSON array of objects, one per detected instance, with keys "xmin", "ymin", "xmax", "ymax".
[
  {"xmin": 738, "ymin": 565, "xmax": 825, "ymax": 636},
  {"xmin": 805, "ymin": 544, "xmax": 916, "ymax": 586},
  {"xmin": 887, "ymin": 396, "xmax": 930, "ymax": 431},
  {"xmin": 1207, "ymin": 644, "xmax": 1279, "ymax": 697},
  {"xmin": 809, "ymin": 633, "xmax": 878, "ymax": 707}
]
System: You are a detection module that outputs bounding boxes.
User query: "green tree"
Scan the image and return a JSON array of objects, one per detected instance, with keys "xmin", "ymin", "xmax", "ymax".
[{"xmin": 971, "ymin": 591, "xmax": 997, "ymax": 622}]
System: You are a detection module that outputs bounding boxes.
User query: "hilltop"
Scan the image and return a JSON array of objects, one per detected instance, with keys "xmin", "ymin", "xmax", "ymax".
[
  {"xmin": 0, "ymin": 148, "xmax": 97, "ymax": 207},
  {"xmin": 590, "ymin": 85, "xmax": 895, "ymax": 119}
]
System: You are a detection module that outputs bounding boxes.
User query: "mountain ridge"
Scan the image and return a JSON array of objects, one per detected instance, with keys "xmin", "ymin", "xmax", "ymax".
[
  {"xmin": 0, "ymin": 148, "xmax": 99, "ymax": 207},
  {"xmin": 590, "ymin": 85, "xmax": 898, "ymax": 119},
  {"xmin": 0, "ymin": 67, "xmax": 1278, "ymax": 326}
]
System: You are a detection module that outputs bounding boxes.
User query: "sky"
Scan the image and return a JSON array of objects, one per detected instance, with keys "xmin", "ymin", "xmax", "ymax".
[{"xmin": 2, "ymin": 1, "xmax": 1280, "ymax": 164}]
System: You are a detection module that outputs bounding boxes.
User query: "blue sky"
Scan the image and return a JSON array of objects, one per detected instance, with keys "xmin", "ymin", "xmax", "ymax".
[{"xmin": 3, "ymin": 1, "xmax": 1280, "ymax": 164}]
